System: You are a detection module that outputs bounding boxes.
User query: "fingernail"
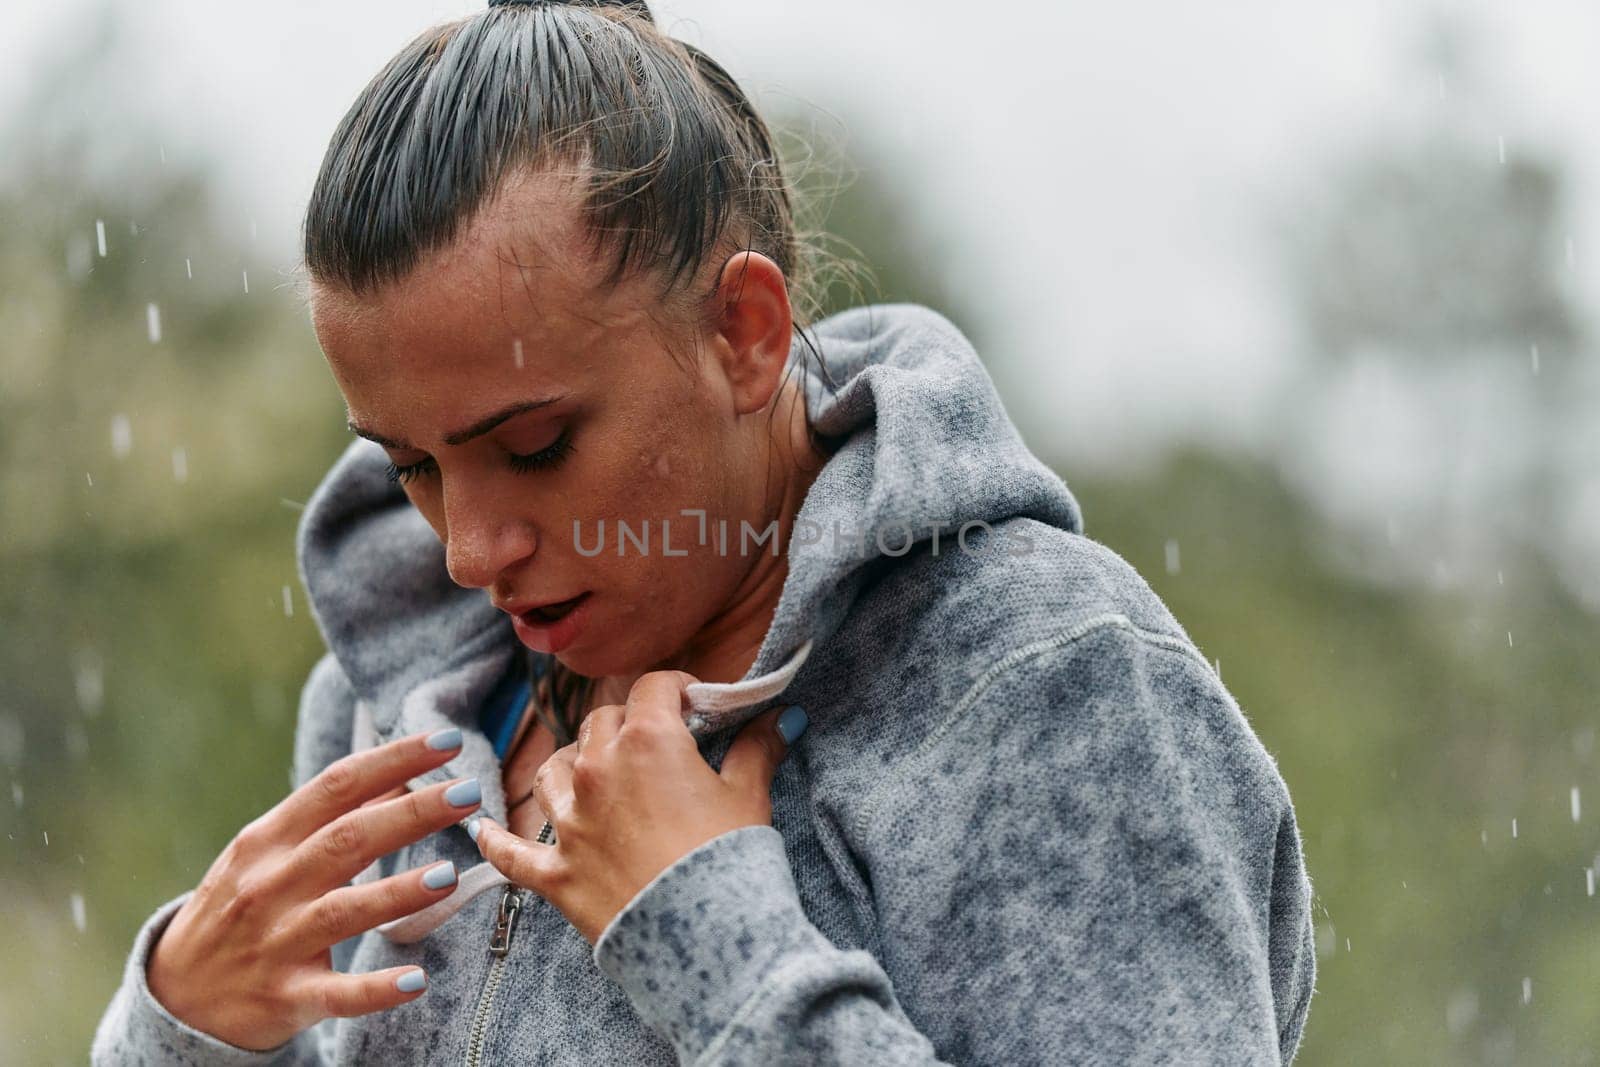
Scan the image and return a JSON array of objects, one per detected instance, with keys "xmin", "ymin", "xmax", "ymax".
[
  {"xmin": 421, "ymin": 861, "xmax": 456, "ymax": 890},
  {"xmin": 395, "ymin": 969, "xmax": 427, "ymax": 993},
  {"xmin": 444, "ymin": 778, "xmax": 482, "ymax": 808},
  {"xmin": 466, "ymin": 817, "xmax": 482, "ymax": 842},
  {"xmin": 426, "ymin": 727, "xmax": 463, "ymax": 751},
  {"xmin": 777, "ymin": 705, "xmax": 808, "ymax": 745}
]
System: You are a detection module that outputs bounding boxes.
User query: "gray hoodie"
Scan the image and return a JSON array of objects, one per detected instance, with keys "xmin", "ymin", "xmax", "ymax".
[{"xmin": 92, "ymin": 302, "xmax": 1317, "ymax": 1065}]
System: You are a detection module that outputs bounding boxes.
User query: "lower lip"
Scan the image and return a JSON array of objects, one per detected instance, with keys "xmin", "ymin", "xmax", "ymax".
[{"xmin": 510, "ymin": 593, "xmax": 593, "ymax": 655}]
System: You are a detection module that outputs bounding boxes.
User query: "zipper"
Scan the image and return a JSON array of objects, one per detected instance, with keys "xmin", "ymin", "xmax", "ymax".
[{"xmin": 462, "ymin": 818, "xmax": 555, "ymax": 1067}]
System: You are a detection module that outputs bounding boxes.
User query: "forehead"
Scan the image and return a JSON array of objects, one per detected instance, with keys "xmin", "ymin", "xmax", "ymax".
[{"xmin": 308, "ymin": 167, "xmax": 656, "ymax": 384}]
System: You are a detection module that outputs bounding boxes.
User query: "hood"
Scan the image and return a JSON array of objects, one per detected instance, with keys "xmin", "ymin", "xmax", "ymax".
[{"xmin": 293, "ymin": 301, "xmax": 1083, "ymax": 941}]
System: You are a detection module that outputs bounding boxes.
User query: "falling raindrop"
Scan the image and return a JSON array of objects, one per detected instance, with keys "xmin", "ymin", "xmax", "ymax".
[
  {"xmin": 1521, "ymin": 977, "xmax": 1531, "ymax": 1005},
  {"xmin": 73, "ymin": 647, "xmax": 104, "ymax": 717},
  {"xmin": 1497, "ymin": 570, "xmax": 1504, "ymax": 585},
  {"xmin": 10, "ymin": 782, "xmax": 21, "ymax": 809},
  {"xmin": 249, "ymin": 218, "xmax": 257, "ymax": 242},
  {"xmin": 95, "ymin": 218, "xmax": 107, "ymax": 257},
  {"xmin": 147, "ymin": 302, "xmax": 162, "ymax": 344},
  {"xmin": 1345, "ymin": 937, "xmax": 1351, "ymax": 953},
  {"xmin": 159, "ymin": 144, "xmax": 166, "ymax": 165},
  {"xmin": 1587, "ymin": 868, "xmax": 1594, "ymax": 897},
  {"xmin": 1480, "ymin": 829, "xmax": 1487, "ymax": 847},
  {"xmin": 110, "ymin": 414, "xmax": 132, "ymax": 458},
  {"xmin": 1507, "ymin": 631, "xmax": 1514, "ymax": 648},
  {"xmin": 242, "ymin": 269, "xmax": 250, "ymax": 294},
  {"xmin": 85, "ymin": 472, "xmax": 93, "ymax": 487},
  {"xmin": 70, "ymin": 892, "xmax": 87, "ymax": 933},
  {"xmin": 1512, "ymin": 818, "xmax": 1518, "ymax": 838},
  {"xmin": 185, "ymin": 257, "xmax": 193, "ymax": 280},
  {"xmin": 1214, "ymin": 658, "xmax": 1222, "ymax": 681},
  {"xmin": 1573, "ymin": 787, "xmax": 1582, "ymax": 822},
  {"xmin": 1164, "ymin": 538, "xmax": 1180, "ymax": 575},
  {"xmin": 1530, "ymin": 344, "xmax": 1539, "ymax": 375},
  {"xmin": 43, "ymin": 830, "xmax": 49, "ymax": 846},
  {"xmin": 172, "ymin": 446, "xmax": 188, "ymax": 483},
  {"xmin": 1497, "ymin": 136, "xmax": 1506, "ymax": 164},
  {"xmin": 282, "ymin": 585, "xmax": 294, "ymax": 618}
]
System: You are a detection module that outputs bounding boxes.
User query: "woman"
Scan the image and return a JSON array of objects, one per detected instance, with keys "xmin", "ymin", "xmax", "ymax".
[{"xmin": 93, "ymin": 0, "xmax": 1317, "ymax": 1063}]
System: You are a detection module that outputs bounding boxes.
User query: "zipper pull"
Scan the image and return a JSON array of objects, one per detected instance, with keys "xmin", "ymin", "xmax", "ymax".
[{"xmin": 488, "ymin": 884, "xmax": 523, "ymax": 958}]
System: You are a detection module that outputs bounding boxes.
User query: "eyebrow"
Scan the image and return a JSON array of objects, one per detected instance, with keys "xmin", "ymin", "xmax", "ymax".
[{"xmin": 347, "ymin": 395, "xmax": 569, "ymax": 450}]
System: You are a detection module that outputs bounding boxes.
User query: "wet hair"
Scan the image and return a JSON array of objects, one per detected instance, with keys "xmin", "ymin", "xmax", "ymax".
[{"xmin": 299, "ymin": 0, "xmax": 851, "ymax": 744}]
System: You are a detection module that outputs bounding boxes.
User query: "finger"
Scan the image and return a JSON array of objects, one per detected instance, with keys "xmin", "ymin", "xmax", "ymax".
[
  {"xmin": 531, "ymin": 748, "xmax": 575, "ymax": 826},
  {"xmin": 303, "ymin": 965, "xmax": 433, "ymax": 1019},
  {"xmin": 720, "ymin": 705, "xmax": 806, "ymax": 796},
  {"xmin": 576, "ymin": 704, "xmax": 624, "ymax": 754},
  {"xmin": 286, "ymin": 859, "xmax": 460, "ymax": 954},
  {"xmin": 268, "ymin": 727, "xmax": 465, "ymax": 844},
  {"xmin": 622, "ymin": 670, "xmax": 697, "ymax": 732},
  {"xmin": 269, "ymin": 776, "xmax": 483, "ymax": 900},
  {"xmin": 473, "ymin": 817, "xmax": 557, "ymax": 893}
]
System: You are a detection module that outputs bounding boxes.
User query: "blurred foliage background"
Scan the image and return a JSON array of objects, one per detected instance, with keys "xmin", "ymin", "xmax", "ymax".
[{"xmin": 4, "ymin": 5, "xmax": 1600, "ymax": 1065}]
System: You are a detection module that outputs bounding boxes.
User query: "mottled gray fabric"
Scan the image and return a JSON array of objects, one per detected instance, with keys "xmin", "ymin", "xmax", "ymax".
[{"xmin": 92, "ymin": 303, "xmax": 1317, "ymax": 1065}]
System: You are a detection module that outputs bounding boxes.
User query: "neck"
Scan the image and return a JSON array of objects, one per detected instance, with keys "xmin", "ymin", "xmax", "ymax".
[{"xmin": 592, "ymin": 376, "xmax": 826, "ymax": 707}]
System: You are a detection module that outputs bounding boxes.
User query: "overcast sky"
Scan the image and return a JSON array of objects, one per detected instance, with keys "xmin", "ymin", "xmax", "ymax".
[{"xmin": 3, "ymin": 0, "xmax": 1596, "ymax": 474}]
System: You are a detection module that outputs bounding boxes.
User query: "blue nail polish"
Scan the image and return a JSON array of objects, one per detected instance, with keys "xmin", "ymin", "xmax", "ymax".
[
  {"xmin": 444, "ymin": 778, "xmax": 482, "ymax": 808},
  {"xmin": 426, "ymin": 728, "xmax": 462, "ymax": 751},
  {"xmin": 422, "ymin": 861, "xmax": 456, "ymax": 890},
  {"xmin": 466, "ymin": 818, "xmax": 482, "ymax": 843},
  {"xmin": 395, "ymin": 969, "xmax": 427, "ymax": 993},
  {"xmin": 777, "ymin": 705, "xmax": 808, "ymax": 745}
]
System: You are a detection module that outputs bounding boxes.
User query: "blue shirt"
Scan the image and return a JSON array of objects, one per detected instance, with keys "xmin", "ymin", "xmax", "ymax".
[{"xmin": 477, "ymin": 654, "xmax": 542, "ymax": 760}]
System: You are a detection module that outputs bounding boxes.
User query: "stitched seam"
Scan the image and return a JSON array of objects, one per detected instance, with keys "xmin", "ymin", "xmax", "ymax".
[{"xmin": 853, "ymin": 613, "xmax": 1210, "ymax": 839}]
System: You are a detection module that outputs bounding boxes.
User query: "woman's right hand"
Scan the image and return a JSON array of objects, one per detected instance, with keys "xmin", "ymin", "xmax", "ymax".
[{"xmin": 146, "ymin": 727, "xmax": 483, "ymax": 1052}]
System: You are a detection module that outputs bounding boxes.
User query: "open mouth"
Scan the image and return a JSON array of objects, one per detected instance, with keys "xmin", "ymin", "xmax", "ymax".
[{"xmin": 526, "ymin": 593, "xmax": 587, "ymax": 623}]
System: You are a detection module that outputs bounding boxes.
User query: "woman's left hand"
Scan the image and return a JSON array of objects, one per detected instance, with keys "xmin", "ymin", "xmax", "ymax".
[{"xmin": 470, "ymin": 670, "xmax": 805, "ymax": 945}]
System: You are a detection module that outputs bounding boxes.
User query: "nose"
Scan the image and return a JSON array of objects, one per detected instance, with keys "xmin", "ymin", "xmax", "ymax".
[{"xmin": 441, "ymin": 479, "xmax": 537, "ymax": 589}]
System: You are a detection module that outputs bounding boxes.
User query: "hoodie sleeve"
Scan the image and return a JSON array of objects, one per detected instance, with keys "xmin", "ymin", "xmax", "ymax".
[
  {"xmin": 591, "ymin": 621, "xmax": 1317, "ymax": 1065},
  {"xmin": 90, "ymin": 652, "xmax": 356, "ymax": 1066}
]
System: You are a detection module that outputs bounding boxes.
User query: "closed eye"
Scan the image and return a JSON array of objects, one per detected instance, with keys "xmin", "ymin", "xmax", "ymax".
[{"xmin": 383, "ymin": 429, "xmax": 575, "ymax": 485}]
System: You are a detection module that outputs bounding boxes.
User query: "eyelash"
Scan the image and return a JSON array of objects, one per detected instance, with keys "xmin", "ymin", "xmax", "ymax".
[{"xmin": 383, "ymin": 430, "xmax": 575, "ymax": 486}]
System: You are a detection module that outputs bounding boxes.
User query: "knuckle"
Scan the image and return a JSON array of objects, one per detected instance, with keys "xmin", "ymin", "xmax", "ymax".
[
  {"xmin": 322, "ymin": 817, "xmax": 364, "ymax": 862},
  {"xmin": 569, "ymin": 756, "xmax": 602, "ymax": 792},
  {"xmin": 312, "ymin": 894, "xmax": 354, "ymax": 943},
  {"xmin": 316, "ymin": 759, "xmax": 361, "ymax": 807},
  {"xmin": 220, "ymin": 876, "xmax": 270, "ymax": 925}
]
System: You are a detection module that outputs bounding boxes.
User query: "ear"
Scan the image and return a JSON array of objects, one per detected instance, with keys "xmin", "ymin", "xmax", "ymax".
[{"xmin": 708, "ymin": 251, "xmax": 794, "ymax": 416}]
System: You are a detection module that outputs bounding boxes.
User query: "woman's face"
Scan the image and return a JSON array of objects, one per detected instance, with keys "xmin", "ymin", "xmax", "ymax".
[{"xmin": 307, "ymin": 168, "xmax": 797, "ymax": 680}]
